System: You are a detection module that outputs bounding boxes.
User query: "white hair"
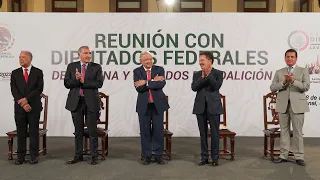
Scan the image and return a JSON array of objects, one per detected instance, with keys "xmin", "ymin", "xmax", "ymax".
[
  {"xmin": 140, "ymin": 51, "xmax": 152, "ymax": 59},
  {"xmin": 20, "ymin": 51, "xmax": 33, "ymax": 60}
]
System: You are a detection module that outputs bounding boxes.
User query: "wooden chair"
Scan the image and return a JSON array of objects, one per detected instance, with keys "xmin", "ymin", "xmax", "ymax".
[
  {"xmin": 6, "ymin": 93, "xmax": 48, "ymax": 160},
  {"xmin": 141, "ymin": 96, "xmax": 173, "ymax": 161},
  {"xmin": 263, "ymin": 92, "xmax": 293, "ymax": 160},
  {"xmin": 208, "ymin": 94, "xmax": 236, "ymax": 160},
  {"xmin": 82, "ymin": 92, "xmax": 109, "ymax": 160}
]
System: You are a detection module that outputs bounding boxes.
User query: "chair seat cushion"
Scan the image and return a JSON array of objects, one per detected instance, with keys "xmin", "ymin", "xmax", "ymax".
[
  {"xmin": 207, "ymin": 128, "xmax": 236, "ymax": 136},
  {"xmin": 6, "ymin": 129, "xmax": 48, "ymax": 137},
  {"xmin": 263, "ymin": 128, "xmax": 293, "ymax": 136},
  {"xmin": 83, "ymin": 127, "xmax": 109, "ymax": 137},
  {"xmin": 164, "ymin": 129, "xmax": 173, "ymax": 135}
]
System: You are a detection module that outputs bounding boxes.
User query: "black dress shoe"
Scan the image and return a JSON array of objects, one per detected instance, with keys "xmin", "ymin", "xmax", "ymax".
[
  {"xmin": 14, "ymin": 159, "xmax": 25, "ymax": 165},
  {"xmin": 155, "ymin": 157, "xmax": 165, "ymax": 165},
  {"xmin": 91, "ymin": 156, "xmax": 98, "ymax": 165},
  {"xmin": 198, "ymin": 160, "xmax": 209, "ymax": 166},
  {"xmin": 296, "ymin": 159, "xmax": 305, "ymax": 166},
  {"xmin": 30, "ymin": 159, "xmax": 39, "ymax": 164},
  {"xmin": 67, "ymin": 157, "xmax": 83, "ymax": 164},
  {"xmin": 273, "ymin": 158, "xmax": 288, "ymax": 163},
  {"xmin": 142, "ymin": 157, "xmax": 151, "ymax": 165},
  {"xmin": 212, "ymin": 159, "xmax": 219, "ymax": 166}
]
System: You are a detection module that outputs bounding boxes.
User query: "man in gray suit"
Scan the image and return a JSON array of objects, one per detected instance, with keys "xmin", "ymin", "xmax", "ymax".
[
  {"xmin": 192, "ymin": 51, "xmax": 224, "ymax": 166},
  {"xmin": 270, "ymin": 49, "xmax": 310, "ymax": 166}
]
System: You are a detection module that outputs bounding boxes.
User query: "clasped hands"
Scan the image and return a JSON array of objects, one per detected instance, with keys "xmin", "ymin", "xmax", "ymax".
[
  {"xmin": 282, "ymin": 73, "xmax": 295, "ymax": 84},
  {"xmin": 75, "ymin": 68, "xmax": 84, "ymax": 83},
  {"xmin": 202, "ymin": 66, "xmax": 212, "ymax": 78},
  {"xmin": 18, "ymin": 98, "xmax": 32, "ymax": 112},
  {"xmin": 134, "ymin": 75, "xmax": 165, "ymax": 87}
]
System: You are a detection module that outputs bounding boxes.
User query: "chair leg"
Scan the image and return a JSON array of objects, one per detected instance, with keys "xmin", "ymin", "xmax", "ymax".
[
  {"xmin": 168, "ymin": 136, "xmax": 172, "ymax": 160},
  {"xmin": 223, "ymin": 137, "xmax": 227, "ymax": 153},
  {"xmin": 38, "ymin": 136, "xmax": 41, "ymax": 156},
  {"xmin": 101, "ymin": 137, "xmax": 106, "ymax": 160},
  {"xmin": 270, "ymin": 136, "xmax": 275, "ymax": 160},
  {"xmin": 165, "ymin": 137, "xmax": 168, "ymax": 158},
  {"xmin": 84, "ymin": 137, "xmax": 88, "ymax": 154},
  {"xmin": 43, "ymin": 134, "xmax": 47, "ymax": 155},
  {"xmin": 8, "ymin": 137, "xmax": 13, "ymax": 160},
  {"xmin": 105, "ymin": 135, "xmax": 108, "ymax": 156},
  {"xmin": 264, "ymin": 135, "xmax": 267, "ymax": 156},
  {"xmin": 230, "ymin": 137, "xmax": 235, "ymax": 161}
]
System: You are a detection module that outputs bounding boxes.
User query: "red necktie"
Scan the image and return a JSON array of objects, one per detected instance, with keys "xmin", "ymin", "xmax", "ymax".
[
  {"xmin": 146, "ymin": 70, "xmax": 154, "ymax": 102},
  {"xmin": 79, "ymin": 64, "xmax": 86, "ymax": 96},
  {"xmin": 24, "ymin": 68, "xmax": 28, "ymax": 83}
]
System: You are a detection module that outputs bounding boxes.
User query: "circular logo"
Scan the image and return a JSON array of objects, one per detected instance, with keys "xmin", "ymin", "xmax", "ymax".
[
  {"xmin": 0, "ymin": 26, "xmax": 15, "ymax": 52},
  {"xmin": 287, "ymin": 30, "xmax": 309, "ymax": 51}
]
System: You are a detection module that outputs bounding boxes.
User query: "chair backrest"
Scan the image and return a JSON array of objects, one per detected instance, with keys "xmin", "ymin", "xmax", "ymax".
[
  {"xmin": 84, "ymin": 92, "xmax": 109, "ymax": 130},
  {"xmin": 220, "ymin": 93, "xmax": 227, "ymax": 126},
  {"xmin": 263, "ymin": 92, "xmax": 279, "ymax": 130},
  {"xmin": 40, "ymin": 93, "xmax": 48, "ymax": 130},
  {"xmin": 163, "ymin": 96, "xmax": 169, "ymax": 130},
  {"xmin": 98, "ymin": 92, "xmax": 109, "ymax": 130},
  {"xmin": 206, "ymin": 94, "xmax": 227, "ymax": 126}
]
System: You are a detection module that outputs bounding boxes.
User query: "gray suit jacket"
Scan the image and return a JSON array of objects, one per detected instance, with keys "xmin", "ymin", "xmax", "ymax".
[{"xmin": 270, "ymin": 65, "xmax": 310, "ymax": 114}]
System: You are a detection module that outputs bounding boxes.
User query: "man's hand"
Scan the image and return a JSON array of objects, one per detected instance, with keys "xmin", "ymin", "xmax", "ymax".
[
  {"xmin": 18, "ymin": 98, "xmax": 28, "ymax": 107},
  {"xmin": 134, "ymin": 80, "xmax": 147, "ymax": 87},
  {"xmin": 202, "ymin": 66, "xmax": 212, "ymax": 78},
  {"xmin": 284, "ymin": 74, "xmax": 295, "ymax": 83},
  {"xmin": 204, "ymin": 66, "xmax": 212, "ymax": 76},
  {"xmin": 22, "ymin": 104, "xmax": 32, "ymax": 112},
  {"xmin": 75, "ymin": 68, "xmax": 82, "ymax": 80},
  {"xmin": 153, "ymin": 75, "xmax": 164, "ymax": 81},
  {"xmin": 80, "ymin": 76, "xmax": 84, "ymax": 83},
  {"xmin": 287, "ymin": 74, "xmax": 295, "ymax": 83},
  {"xmin": 202, "ymin": 70, "xmax": 206, "ymax": 78}
]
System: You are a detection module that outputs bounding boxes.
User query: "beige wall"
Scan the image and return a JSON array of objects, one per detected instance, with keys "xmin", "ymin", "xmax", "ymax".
[
  {"xmin": 27, "ymin": 0, "xmax": 46, "ymax": 12},
  {"xmin": 213, "ymin": 0, "xmax": 237, "ymax": 12},
  {"xmin": 0, "ymin": 0, "xmax": 9, "ymax": 12},
  {"xmin": 312, "ymin": 0, "xmax": 320, "ymax": 12},
  {"xmin": 84, "ymin": 0, "xmax": 109, "ymax": 12}
]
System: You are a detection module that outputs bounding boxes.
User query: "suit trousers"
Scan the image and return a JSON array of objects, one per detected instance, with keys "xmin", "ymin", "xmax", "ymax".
[
  {"xmin": 138, "ymin": 103, "xmax": 164, "ymax": 158},
  {"xmin": 196, "ymin": 102, "xmax": 221, "ymax": 161},
  {"xmin": 279, "ymin": 102, "xmax": 305, "ymax": 160},
  {"xmin": 71, "ymin": 97, "xmax": 99, "ymax": 158},
  {"xmin": 15, "ymin": 111, "xmax": 41, "ymax": 160}
]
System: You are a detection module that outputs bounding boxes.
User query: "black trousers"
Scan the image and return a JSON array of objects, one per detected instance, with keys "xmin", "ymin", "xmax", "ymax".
[
  {"xmin": 138, "ymin": 103, "xmax": 164, "ymax": 158},
  {"xmin": 15, "ymin": 111, "xmax": 41, "ymax": 160},
  {"xmin": 196, "ymin": 104, "xmax": 221, "ymax": 161},
  {"xmin": 71, "ymin": 98, "xmax": 99, "ymax": 157}
]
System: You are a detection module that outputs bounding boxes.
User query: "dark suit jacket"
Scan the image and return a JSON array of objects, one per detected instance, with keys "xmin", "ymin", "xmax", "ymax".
[
  {"xmin": 64, "ymin": 61, "xmax": 104, "ymax": 112},
  {"xmin": 133, "ymin": 65, "xmax": 169, "ymax": 114},
  {"xmin": 10, "ymin": 66, "xmax": 44, "ymax": 113},
  {"xmin": 191, "ymin": 68, "xmax": 223, "ymax": 115}
]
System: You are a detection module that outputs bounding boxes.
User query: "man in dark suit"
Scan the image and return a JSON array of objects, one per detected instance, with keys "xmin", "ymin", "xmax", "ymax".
[
  {"xmin": 64, "ymin": 46, "xmax": 104, "ymax": 165},
  {"xmin": 10, "ymin": 51, "xmax": 44, "ymax": 165},
  {"xmin": 191, "ymin": 51, "xmax": 224, "ymax": 166},
  {"xmin": 133, "ymin": 51, "xmax": 169, "ymax": 165}
]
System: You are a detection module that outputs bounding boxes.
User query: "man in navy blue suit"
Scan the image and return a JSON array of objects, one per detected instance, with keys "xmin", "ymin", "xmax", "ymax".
[
  {"xmin": 133, "ymin": 51, "xmax": 169, "ymax": 165},
  {"xmin": 192, "ymin": 51, "xmax": 224, "ymax": 167}
]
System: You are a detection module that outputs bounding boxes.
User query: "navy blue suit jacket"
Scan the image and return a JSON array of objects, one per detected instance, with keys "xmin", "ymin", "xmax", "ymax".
[
  {"xmin": 191, "ymin": 68, "xmax": 224, "ymax": 115},
  {"xmin": 133, "ymin": 65, "xmax": 169, "ymax": 114}
]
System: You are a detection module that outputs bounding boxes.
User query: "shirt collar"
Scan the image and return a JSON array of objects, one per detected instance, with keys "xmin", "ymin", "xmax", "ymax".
[
  {"xmin": 143, "ymin": 66, "xmax": 152, "ymax": 71},
  {"xmin": 287, "ymin": 64, "xmax": 296, "ymax": 69},
  {"xmin": 80, "ymin": 61, "xmax": 89, "ymax": 67},
  {"xmin": 22, "ymin": 64, "xmax": 32, "ymax": 72}
]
